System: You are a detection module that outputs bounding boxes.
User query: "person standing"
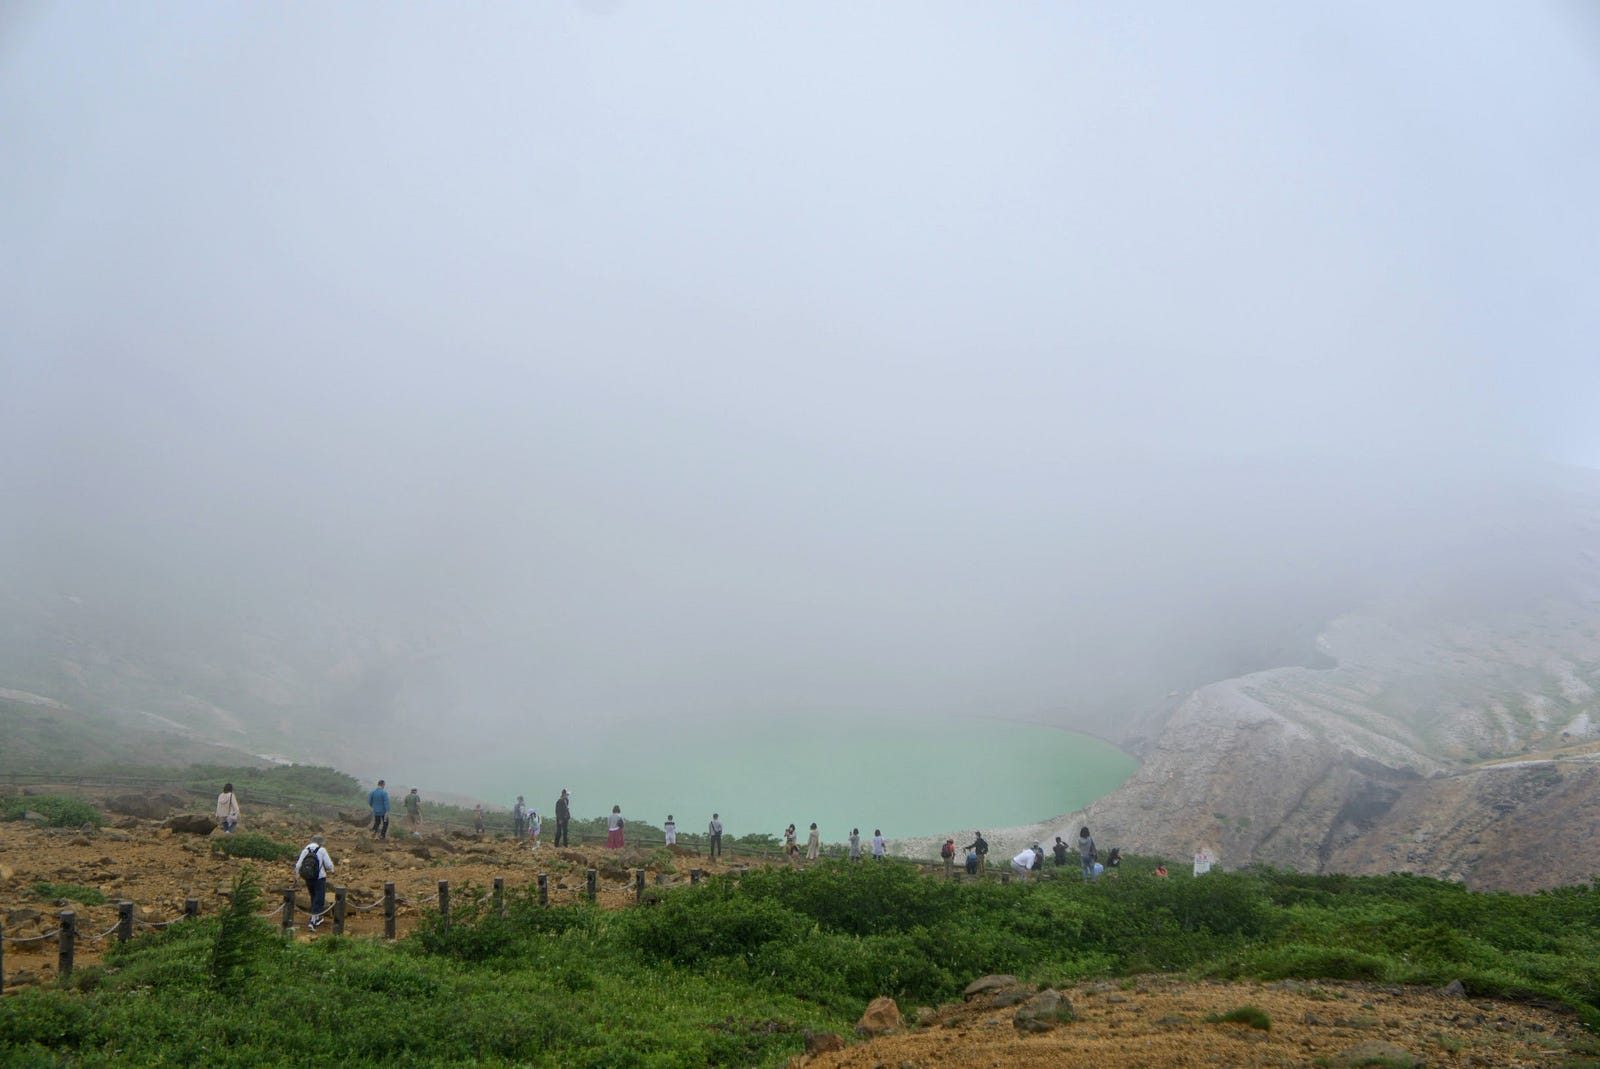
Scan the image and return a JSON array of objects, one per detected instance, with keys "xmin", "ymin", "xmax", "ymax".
[
  {"xmin": 783, "ymin": 824, "xmax": 798, "ymax": 859},
  {"xmin": 215, "ymin": 783, "xmax": 240, "ymax": 834},
  {"xmin": 529, "ymin": 810, "xmax": 541, "ymax": 849},
  {"xmin": 708, "ymin": 812, "xmax": 723, "ymax": 859},
  {"xmin": 295, "ymin": 835, "xmax": 335, "ymax": 931},
  {"xmin": 513, "ymin": 796, "xmax": 527, "ymax": 840},
  {"xmin": 806, "ymin": 822, "xmax": 820, "ymax": 861},
  {"xmin": 404, "ymin": 787, "xmax": 423, "ymax": 836},
  {"xmin": 473, "ymin": 804, "xmax": 485, "ymax": 835},
  {"xmin": 1052, "ymin": 836, "xmax": 1069, "ymax": 867},
  {"xmin": 607, "ymin": 804, "xmax": 625, "ymax": 848},
  {"xmin": 871, "ymin": 829, "xmax": 886, "ymax": 861},
  {"xmin": 368, "ymin": 780, "xmax": 390, "ymax": 840},
  {"xmin": 1078, "ymin": 826, "xmax": 1098, "ymax": 881},
  {"xmin": 965, "ymin": 832, "xmax": 989, "ymax": 876},
  {"xmin": 554, "ymin": 789, "xmax": 571, "ymax": 847},
  {"xmin": 663, "ymin": 815, "xmax": 677, "ymax": 846},
  {"xmin": 848, "ymin": 828, "xmax": 861, "ymax": 862}
]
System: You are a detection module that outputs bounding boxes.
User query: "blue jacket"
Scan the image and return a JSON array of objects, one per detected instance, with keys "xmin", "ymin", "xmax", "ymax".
[{"xmin": 369, "ymin": 787, "xmax": 390, "ymax": 815}]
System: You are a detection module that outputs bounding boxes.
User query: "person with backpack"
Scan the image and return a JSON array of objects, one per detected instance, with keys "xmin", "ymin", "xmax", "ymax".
[
  {"xmin": 708, "ymin": 812, "xmax": 723, "ymax": 859},
  {"xmin": 215, "ymin": 783, "xmax": 240, "ymax": 834},
  {"xmin": 964, "ymin": 832, "xmax": 989, "ymax": 876},
  {"xmin": 940, "ymin": 838, "xmax": 956, "ymax": 864},
  {"xmin": 554, "ymin": 789, "xmax": 571, "ymax": 847},
  {"xmin": 404, "ymin": 787, "xmax": 423, "ymax": 836},
  {"xmin": 607, "ymin": 804, "xmax": 625, "ymax": 848},
  {"xmin": 295, "ymin": 835, "xmax": 334, "ymax": 931},
  {"xmin": 368, "ymin": 780, "xmax": 390, "ymax": 840},
  {"xmin": 1078, "ymin": 825, "xmax": 1098, "ymax": 880}
]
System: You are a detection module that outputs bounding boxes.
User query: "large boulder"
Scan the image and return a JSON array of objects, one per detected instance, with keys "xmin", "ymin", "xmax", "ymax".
[
  {"xmin": 855, "ymin": 996, "xmax": 901, "ymax": 1037},
  {"xmin": 963, "ymin": 974, "xmax": 1020, "ymax": 1000},
  {"xmin": 803, "ymin": 1031, "xmax": 845, "ymax": 1055},
  {"xmin": 107, "ymin": 793, "xmax": 186, "ymax": 820},
  {"xmin": 1013, "ymin": 989, "xmax": 1074, "ymax": 1033},
  {"xmin": 164, "ymin": 814, "xmax": 218, "ymax": 835}
]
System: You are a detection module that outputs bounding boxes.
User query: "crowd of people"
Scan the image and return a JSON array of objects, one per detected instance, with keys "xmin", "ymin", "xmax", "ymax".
[{"xmin": 209, "ymin": 779, "xmax": 1160, "ymax": 898}]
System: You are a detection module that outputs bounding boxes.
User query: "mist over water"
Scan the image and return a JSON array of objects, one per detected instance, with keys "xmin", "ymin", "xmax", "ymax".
[{"xmin": 426, "ymin": 715, "xmax": 1136, "ymax": 842}]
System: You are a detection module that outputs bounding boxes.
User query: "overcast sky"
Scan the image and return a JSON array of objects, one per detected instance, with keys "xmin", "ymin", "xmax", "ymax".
[{"xmin": 2, "ymin": 2, "xmax": 1598, "ymax": 739}]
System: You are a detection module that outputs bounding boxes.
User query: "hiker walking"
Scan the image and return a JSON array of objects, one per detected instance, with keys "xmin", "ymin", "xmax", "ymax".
[
  {"xmin": 513, "ymin": 796, "xmax": 527, "ymax": 839},
  {"xmin": 1078, "ymin": 826, "xmax": 1098, "ymax": 880},
  {"xmin": 368, "ymin": 780, "xmax": 390, "ymax": 840},
  {"xmin": 806, "ymin": 823, "xmax": 820, "ymax": 861},
  {"xmin": 964, "ymin": 832, "xmax": 989, "ymax": 876},
  {"xmin": 404, "ymin": 787, "xmax": 423, "ymax": 836},
  {"xmin": 663, "ymin": 815, "xmax": 676, "ymax": 846},
  {"xmin": 295, "ymin": 834, "xmax": 335, "ymax": 931},
  {"xmin": 708, "ymin": 812, "xmax": 723, "ymax": 859},
  {"xmin": 215, "ymin": 783, "xmax": 240, "ymax": 834},
  {"xmin": 607, "ymin": 804, "xmax": 625, "ymax": 848},
  {"xmin": 554, "ymin": 789, "xmax": 571, "ymax": 847}
]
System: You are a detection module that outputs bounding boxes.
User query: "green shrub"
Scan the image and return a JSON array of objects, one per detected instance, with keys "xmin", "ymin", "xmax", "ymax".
[
  {"xmin": 30, "ymin": 881, "xmax": 107, "ymax": 906},
  {"xmin": 2, "ymin": 794, "xmax": 103, "ymax": 828},
  {"xmin": 1206, "ymin": 1005, "xmax": 1271, "ymax": 1030},
  {"xmin": 212, "ymin": 832, "xmax": 298, "ymax": 862}
]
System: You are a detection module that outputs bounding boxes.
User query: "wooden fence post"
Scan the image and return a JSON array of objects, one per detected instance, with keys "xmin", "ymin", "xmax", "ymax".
[
  {"xmin": 384, "ymin": 882, "xmax": 396, "ymax": 940},
  {"xmin": 282, "ymin": 888, "xmax": 296, "ymax": 935},
  {"xmin": 537, "ymin": 873, "xmax": 548, "ymax": 907},
  {"xmin": 585, "ymin": 869, "xmax": 597, "ymax": 903},
  {"xmin": 493, "ymin": 877, "xmax": 505, "ymax": 917},
  {"xmin": 438, "ymin": 880, "xmax": 450, "ymax": 933},
  {"xmin": 655, "ymin": 871, "xmax": 665, "ymax": 887},
  {"xmin": 1, "ymin": 917, "xmax": 6, "ymax": 993},
  {"xmin": 333, "ymin": 887, "xmax": 347, "ymax": 935},
  {"xmin": 117, "ymin": 902, "xmax": 134, "ymax": 943},
  {"xmin": 690, "ymin": 868, "xmax": 701, "ymax": 885},
  {"xmin": 634, "ymin": 869, "xmax": 645, "ymax": 903},
  {"xmin": 57, "ymin": 910, "xmax": 76, "ymax": 978},
  {"xmin": 185, "ymin": 898, "xmax": 199, "ymax": 920},
  {"xmin": 1000, "ymin": 870, "xmax": 1010, "ymax": 885}
]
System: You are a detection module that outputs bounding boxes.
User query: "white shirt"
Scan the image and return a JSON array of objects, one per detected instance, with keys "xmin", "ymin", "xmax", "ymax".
[
  {"xmin": 1012, "ymin": 849, "xmax": 1035, "ymax": 868},
  {"xmin": 871, "ymin": 834, "xmax": 886, "ymax": 856},
  {"xmin": 607, "ymin": 812, "xmax": 624, "ymax": 831},
  {"xmin": 296, "ymin": 843, "xmax": 333, "ymax": 880},
  {"xmin": 215, "ymin": 792, "xmax": 239, "ymax": 822}
]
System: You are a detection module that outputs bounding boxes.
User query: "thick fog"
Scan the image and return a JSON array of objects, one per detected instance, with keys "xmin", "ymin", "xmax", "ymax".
[{"xmin": 2, "ymin": 3, "xmax": 1599, "ymax": 769}]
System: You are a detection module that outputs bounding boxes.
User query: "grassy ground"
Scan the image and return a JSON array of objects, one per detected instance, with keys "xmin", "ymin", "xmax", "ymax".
[{"xmin": 5, "ymin": 858, "xmax": 1600, "ymax": 1067}]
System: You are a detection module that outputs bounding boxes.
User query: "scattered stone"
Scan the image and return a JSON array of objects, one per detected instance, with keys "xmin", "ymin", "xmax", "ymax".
[
  {"xmin": 803, "ymin": 1031, "xmax": 845, "ymax": 1055},
  {"xmin": 409, "ymin": 846, "xmax": 432, "ymax": 860},
  {"xmin": 1154, "ymin": 1015, "xmax": 1188, "ymax": 1026},
  {"xmin": 1105, "ymin": 993, "xmax": 1129, "ymax": 1004},
  {"xmin": 1013, "ymin": 989, "xmax": 1074, "ymax": 1033},
  {"xmin": 336, "ymin": 811, "xmax": 371, "ymax": 828},
  {"xmin": 1442, "ymin": 979, "xmax": 1467, "ymax": 998},
  {"xmin": 1335, "ymin": 1039, "xmax": 1422, "ymax": 1067},
  {"xmin": 6, "ymin": 907, "xmax": 41, "ymax": 926},
  {"xmin": 1303, "ymin": 1011, "xmax": 1329, "ymax": 1026},
  {"xmin": 963, "ymin": 975, "xmax": 1018, "ymax": 1000},
  {"xmin": 987, "ymin": 988, "xmax": 1033, "ymax": 1008},
  {"xmin": 856, "ymin": 997, "xmax": 902, "ymax": 1036}
]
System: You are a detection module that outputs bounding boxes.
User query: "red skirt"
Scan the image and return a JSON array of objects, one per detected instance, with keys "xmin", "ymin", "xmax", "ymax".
[{"xmin": 607, "ymin": 828, "xmax": 624, "ymax": 848}]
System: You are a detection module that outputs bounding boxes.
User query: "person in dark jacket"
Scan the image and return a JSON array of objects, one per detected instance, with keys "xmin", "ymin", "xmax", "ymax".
[
  {"xmin": 554, "ymin": 789, "xmax": 571, "ymax": 847},
  {"xmin": 1052, "ymin": 836, "xmax": 1069, "ymax": 867},
  {"xmin": 964, "ymin": 832, "xmax": 989, "ymax": 876},
  {"xmin": 1078, "ymin": 826, "xmax": 1098, "ymax": 880}
]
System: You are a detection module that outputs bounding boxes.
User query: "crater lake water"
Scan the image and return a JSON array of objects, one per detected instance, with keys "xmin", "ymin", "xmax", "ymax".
[{"xmin": 431, "ymin": 715, "xmax": 1135, "ymax": 842}]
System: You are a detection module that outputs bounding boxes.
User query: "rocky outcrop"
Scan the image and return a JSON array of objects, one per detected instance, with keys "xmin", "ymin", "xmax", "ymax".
[{"xmin": 855, "ymin": 997, "xmax": 901, "ymax": 1036}]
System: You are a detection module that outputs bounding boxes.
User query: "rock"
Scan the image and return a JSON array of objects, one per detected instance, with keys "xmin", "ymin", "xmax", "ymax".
[
  {"xmin": 856, "ymin": 996, "xmax": 902, "ymax": 1036},
  {"xmin": 963, "ymin": 975, "xmax": 1019, "ymax": 1000},
  {"xmin": 1335, "ymin": 1040, "xmax": 1421, "ymax": 1067},
  {"xmin": 1154, "ymin": 1015, "xmax": 1188, "ymax": 1026},
  {"xmin": 1442, "ymin": 979, "xmax": 1467, "ymax": 998},
  {"xmin": 987, "ymin": 988, "xmax": 1033, "ymax": 1008},
  {"xmin": 164, "ymin": 814, "xmax": 218, "ymax": 836},
  {"xmin": 1105, "ymin": 993, "xmax": 1129, "ymax": 1004},
  {"xmin": 803, "ymin": 1031, "xmax": 845, "ymax": 1055},
  {"xmin": 107, "ymin": 793, "xmax": 186, "ymax": 820},
  {"xmin": 1303, "ymin": 1011, "xmax": 1329, "ymax": 1026},
  {"xmin": 6, "ymin": 908, "xmax": 41, "ymax": 926},
  {"xmin": 0, "ymin": 864, "xmax": 12, "ymax": 881},
  {"xmin": 1013, "ymin": 989, "xmax": 1074, "ymax": 1033},
  {"xmin": 337, "ymin": 810, "xmax": 371, "ymax": 828},
  {"xmin": 409, "ymin": 846, "xmax": 432, "ymax": 860}
]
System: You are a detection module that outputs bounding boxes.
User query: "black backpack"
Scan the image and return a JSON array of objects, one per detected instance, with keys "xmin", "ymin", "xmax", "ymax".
[{"xmin": 298, "ymin": 844, "xmax": 321, "ymax": 883}]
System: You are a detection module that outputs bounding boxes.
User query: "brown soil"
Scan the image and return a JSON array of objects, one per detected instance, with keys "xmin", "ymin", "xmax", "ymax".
[{"xmin": 3, "ymin": 788, "xmax": 1595, "ymax": 1067}]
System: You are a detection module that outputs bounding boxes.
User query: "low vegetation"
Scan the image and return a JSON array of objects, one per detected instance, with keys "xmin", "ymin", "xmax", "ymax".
[
  {"xmin": 209, "ymin": 832, "xmax": 298, "ymax": 862},
  {"xmin": 5, "ymin": 861, "xmax": 1600, "ymax": 1066},
  {"xmin": 1206, "ymin": 1005, "xmax": 1272, "ymax": 1030},
  {"xmin": 1, "ymin": 794, "xmax": 103, "ymax": 829},
  {"xmin": 29, "ymin": 882, "xmax": 107, "ymax": 907}
]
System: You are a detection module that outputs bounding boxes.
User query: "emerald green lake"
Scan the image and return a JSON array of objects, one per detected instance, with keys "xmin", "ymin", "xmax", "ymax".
[{"xmin": 436, "ymin": 716, "xmax": 1135, "ymax": 841}]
